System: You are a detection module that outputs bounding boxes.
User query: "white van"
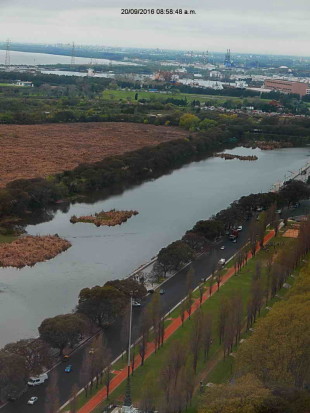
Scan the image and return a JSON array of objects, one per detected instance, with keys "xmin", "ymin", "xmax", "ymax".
[{"xmin": 27, "ymin": 373, "xmax": 48, "ymax": 386}]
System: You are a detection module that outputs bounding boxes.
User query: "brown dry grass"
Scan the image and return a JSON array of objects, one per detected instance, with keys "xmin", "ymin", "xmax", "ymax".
[
  {"xmin": 0, "ymin": 122, "xmax": 188, "ymax": 187},
  {"xmin": 0, "ymin": 235, "xmax": 71, "ymax": 268}
]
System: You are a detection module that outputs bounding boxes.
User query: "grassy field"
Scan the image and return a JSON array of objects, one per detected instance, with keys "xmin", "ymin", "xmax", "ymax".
[{"xmin": 102, "ymin": 89, "xmax": 271, "ymax": 105}]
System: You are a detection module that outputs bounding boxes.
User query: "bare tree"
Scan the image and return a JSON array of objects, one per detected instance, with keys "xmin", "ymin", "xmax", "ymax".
[
  {"xmin": 202, "ymin": 312, "xmax": 212, "ymax": 361},
  {"xmin": 186, "ymin": 267, "xmax": 194, "ymax": 293},
  {"xmin": 103, "ymin": 347, "xmax": 113, "ymax": 399},
  {"xmin": 198, "ymin": 283, "xmax": 205, "ymax": 306},
  {"xmin": 218, "ymin": 297, "xmax": 230, "ymax": 344},
  {"xmin": 79, "ymin": 351, "xmax": 91, "ymax": 398},
  {"xmin": 190, "ymin": 310, "xmax": 203, "ymax": 372},
  {"xmin": 186, "ymin": 290, "xmax": 193, "ymax": 320},
  {"xmin": 44, "ymin": 370, "xmax": 60, "ymax": 413},
  {"xmin": 139, "ymin": 309, "xmax": 150, "ymax": 366},
  {"xmin": 69, "ymin": 384, "xmax": 79, "ymax": 413},
  {"xmin": 179, "ymin": 299, "xmax": 186, "ymax": 326}
]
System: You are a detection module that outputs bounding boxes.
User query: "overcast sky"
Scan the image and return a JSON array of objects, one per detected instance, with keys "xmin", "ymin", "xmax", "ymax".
[{"xmin": 0, "ymin": 0, "xmax": 309, "ymax": 56}]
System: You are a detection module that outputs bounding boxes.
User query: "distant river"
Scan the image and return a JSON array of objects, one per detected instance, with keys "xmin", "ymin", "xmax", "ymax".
[
  {"xmin": 0, "ymin": 49, "xmax": 137, "ymax": 66},
  {"xmin": 0, "ymin": 146, "xmax": 309, "ymax": 347}
]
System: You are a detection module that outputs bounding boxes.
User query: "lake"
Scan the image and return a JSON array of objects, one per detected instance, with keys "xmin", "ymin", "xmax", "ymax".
[{"xmin": 0, "ymin": 146, "xmax": 308, "ymax": 347}]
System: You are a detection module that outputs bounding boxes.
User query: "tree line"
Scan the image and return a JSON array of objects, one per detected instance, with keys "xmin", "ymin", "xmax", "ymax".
[
  {"xmin": 198, "ymin": 218, "xmax": 310, "ymax": 413},
  {"xmin": 156, "ymin": 180, "xmax": 309, "ymax": 276},
  {"xmin": 0, "ymin": 277, "xmax": 146, "ymax": 402}
]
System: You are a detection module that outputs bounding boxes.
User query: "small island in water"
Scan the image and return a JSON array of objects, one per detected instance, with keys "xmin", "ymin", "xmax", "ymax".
[
  {"xmin": 215, "ymin": 153, "xmax": 258, "ymax": 161},
  {"xmin": 70, "ymin": 209, "xmax": 139, "ymax": 227},
  {"xmin": 0, "ymin": 235, "xmax": 71, "ymax": 268}
]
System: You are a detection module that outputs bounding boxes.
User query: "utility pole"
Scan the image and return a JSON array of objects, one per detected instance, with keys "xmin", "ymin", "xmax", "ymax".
[
  {"xmin": 127, "ymin": 295, "xmax": 133, "ymax": 378},
  {"xmin": 5, "ymin": 39, "xmax": 10, "ymax": 67},
  {"xmin": 70, "ymin": 42, "xmax": 76, "ymax": 67},
  {"xmin": 122, "ymin": 295, "xmax": 133, "ymax": 412}
]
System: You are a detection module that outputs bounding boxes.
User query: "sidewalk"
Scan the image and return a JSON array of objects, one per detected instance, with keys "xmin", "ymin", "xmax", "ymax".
[{"xmin": 77, "ymin": 230, "xmax": 275, "ymax": 413}]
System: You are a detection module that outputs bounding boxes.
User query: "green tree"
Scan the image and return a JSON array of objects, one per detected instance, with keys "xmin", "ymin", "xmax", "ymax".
[
  {"xmin": 77, "ymin": 285, "xmax": 127, "ymax": 327},
  {"xmin": 158, "ymin": 241, "xmax": 194, "ymax": 275},
  {"xmin": 38, "ymin": 313, "xmax": 88, "ymax": 355},
  {"xmin": 179, "ymin": 113, "xmax": 200, "ymax": 130}
]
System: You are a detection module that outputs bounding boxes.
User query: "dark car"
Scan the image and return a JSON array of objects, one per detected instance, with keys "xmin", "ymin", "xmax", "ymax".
[{"xmin": 147, "ymin": 289, "xmax": 155, "ymax": 294}]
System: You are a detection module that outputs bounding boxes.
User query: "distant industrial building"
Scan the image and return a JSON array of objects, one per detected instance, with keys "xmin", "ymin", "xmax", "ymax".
[{"xmin": 264, "ymin": 79, "xmax": 310, "ymax": 97}]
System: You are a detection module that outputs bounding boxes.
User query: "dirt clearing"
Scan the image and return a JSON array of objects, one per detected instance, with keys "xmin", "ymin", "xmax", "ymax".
[{"xmin": 0, "ymin": 122, "xmax": 188, "ymax": 187}]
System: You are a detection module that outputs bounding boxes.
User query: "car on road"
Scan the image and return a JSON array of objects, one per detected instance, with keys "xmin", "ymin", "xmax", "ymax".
[
  {"xmin": 132, "ymin": 300, "xmax": 141, "ymax": 307},
  {"xmin": 232, "ymin": 238, "xmax": 237, "ymax": 243},
  {"xmin": 220, "ymin": 245, "xmax": 225, "ymax": 250},
  {"xmin": 65, "ymin": 365, "xmax": 72, "ymax": 373},
  {"xmin": 159, "ymin": 289, "xmax": 165, "ymax": 295},
  {"xmin": 27, "ymin": 396, "xmax": 38, "ymax": 405},
  {"xmin": 27, "ymin": 373, "xmax": 48, "ymax": 386},
  {"xmin": 237, "ymin": 225, "xmax": 243, "ymax": 231},
  {"xmin": 88, "ymin": 347, "xmax": 95, "ymax": 355}
]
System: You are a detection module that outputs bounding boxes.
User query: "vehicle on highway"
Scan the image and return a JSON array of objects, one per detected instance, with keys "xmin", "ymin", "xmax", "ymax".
[
  {"xmin": 27, "ymin": 396, "xmax": 38, "ymax": 405},
  {"xmin": 159, "ymin": 288, "xmax": 165, "ymax": 295},
  {"xmin": 27, "ymin": 373, "xmax": 48, "ymax": 386},
  {"xmin": 132, "ymin": 300, "xmax": 141, "ymax": 307},
  {"xmin": 65, "ymin": 365, "xmax": 72, "ymax": 373}
]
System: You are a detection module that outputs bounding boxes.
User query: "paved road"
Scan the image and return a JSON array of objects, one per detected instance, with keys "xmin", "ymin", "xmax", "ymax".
[{"xmin": 4, "ymin": 199, "xmax": 309, "ymax": 412}]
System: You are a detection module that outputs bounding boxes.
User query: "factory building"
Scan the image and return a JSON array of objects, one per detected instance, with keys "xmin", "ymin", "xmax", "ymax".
[{"xmin": 264, "ymin": 79, "xmax": 310, "ymax": 97}]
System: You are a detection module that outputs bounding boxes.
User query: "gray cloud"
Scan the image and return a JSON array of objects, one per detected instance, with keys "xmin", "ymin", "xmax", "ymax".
[{"xmin": 0, "ymin": 0, "xmax": 309, "ymax": 56}]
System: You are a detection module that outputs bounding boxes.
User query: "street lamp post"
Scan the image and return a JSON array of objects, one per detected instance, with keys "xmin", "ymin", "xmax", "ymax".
[{"xmin": 127, "ymin": 295, "xmax": 133, "ymax": 378}]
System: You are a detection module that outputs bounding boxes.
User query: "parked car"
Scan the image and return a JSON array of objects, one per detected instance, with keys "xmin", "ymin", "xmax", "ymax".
[
  {"xmin": 27, "ymin": 396, "xmax": 38, "ymax": 405},
  {"xmin": 220, "ymin": 246, "xmax": 225, "ymax": 250},
  {"xmin": 65, "ymin": 365, "xmax": 72, "ymax": 373},
  {"xmin": 88, "ymin": 347, "xmax": 95, "ymax": 355},
  {"xmin": 237, "ymin": 225, "xmax": 243, "ymax": 231},
  {"xmin": 147, "ymin": 289, "xmax": 155, "ymax": 294},
  {"xmin": 27, "ymin": 373, "xmax": 48, "ymax": 386},
  {"xmin": 62, "ymin": 354, "xmax": 70, "ymax": 362},
  {"xmin": 159, "ymin": 289, "xmax": 165, "ymax": 295},
  {"xmin": 132, "ymin": 300, "xmax": 141, "ymax": 307},
  {"xmin": 218, "ymin": 258, "xmax": 226, "ymax": 266}
]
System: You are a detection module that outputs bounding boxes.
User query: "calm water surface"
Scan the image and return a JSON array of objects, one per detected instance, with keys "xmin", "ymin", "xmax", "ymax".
[
  {"xmin": 0, "ymin": 50, "xmax": 137, "ymax": 66},
  {"xmin": 0, "ymin": 146, "xmax": 309, "ymax": 346}
]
